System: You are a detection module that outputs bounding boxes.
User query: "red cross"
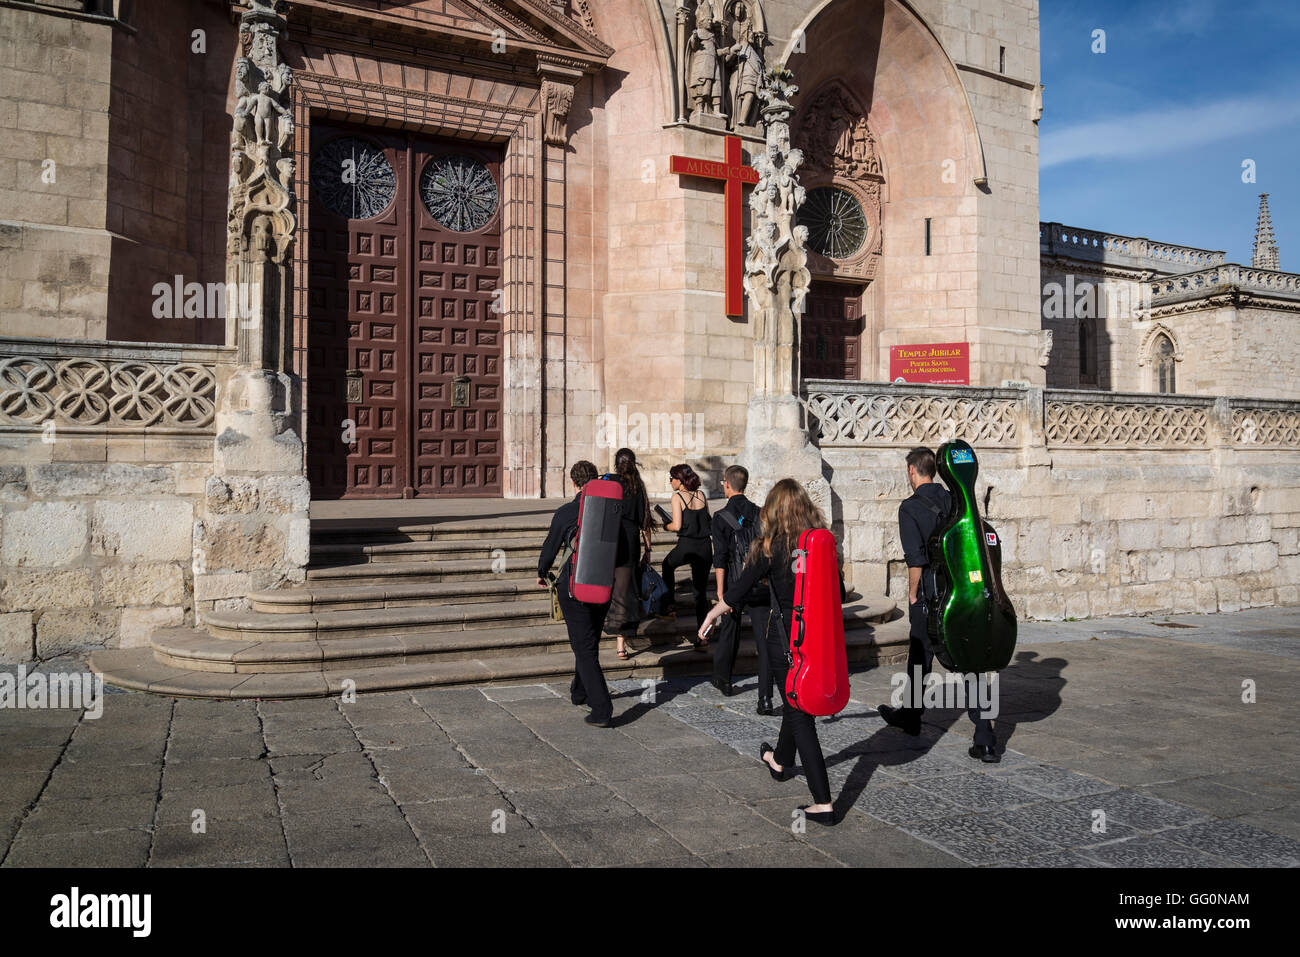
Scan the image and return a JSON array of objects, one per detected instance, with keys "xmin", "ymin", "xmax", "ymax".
[{"xmin": 669, "ymin": 135, "xmax": 760, "ymax": 318}]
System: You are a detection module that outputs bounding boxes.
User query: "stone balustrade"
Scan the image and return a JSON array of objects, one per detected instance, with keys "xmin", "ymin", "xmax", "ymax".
[
  {"xmin": 1148, "ymin": 264, "xmax": 1300, "ymax": 305},
  {"xmin": 803, "ymin": 380, "xmax": 1300, "ymax": 452},
  {"xmin": 0, "ymin": 337, "xmax": 232, "ymax": 435},
  {"xmin": 1039, "ymin": 222, "xmax": 1226, "ymax": 274}
]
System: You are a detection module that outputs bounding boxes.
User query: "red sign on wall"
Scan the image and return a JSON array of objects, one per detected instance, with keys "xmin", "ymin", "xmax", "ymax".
[{"xmin": 889, "ymin": 342, "xmax": 970, "ymax": 384}]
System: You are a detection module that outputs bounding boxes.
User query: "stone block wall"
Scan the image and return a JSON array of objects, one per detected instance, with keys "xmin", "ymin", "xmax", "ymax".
[
  {"xmin": 808, "ymin": 382, "xmax": 1300, "ymax": 620},
  {"xmin": 0, "ymin": 337, "xmax": 231, "ymax": 662},
  {"xmin": 0, "ymin": 454, "xmax": 205, "ymax": 663},
  {"xmin": 0, "ymin": 6, "xmax": 114, "ymax": 340}
]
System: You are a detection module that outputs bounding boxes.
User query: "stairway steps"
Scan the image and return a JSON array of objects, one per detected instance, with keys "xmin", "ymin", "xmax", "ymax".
[
  {"xmin": 311, "ymin": 531, "xmax": 682, "ymax": 565},
  {"xmin": 202, "ymin": 597, "xmax": 896, "ymax": 643},
  {"xmin": 250, "ymin": 577, "xmax": 545, "ymax": 613},
  {"xmin": 89, "ymin": 617, "xmax": 911, "ymax": 698},
  {"xmin": 145, "ymin": 616, "xmax": 903, "ymax": 673}
]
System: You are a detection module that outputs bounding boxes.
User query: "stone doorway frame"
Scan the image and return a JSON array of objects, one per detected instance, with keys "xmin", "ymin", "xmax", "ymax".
[{"xmin": 291, "ymin": 73, "xmax": 545, "ymax": 499}]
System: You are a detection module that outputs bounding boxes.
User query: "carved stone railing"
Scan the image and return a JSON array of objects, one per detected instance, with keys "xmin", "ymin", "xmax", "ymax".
[
  {"xmin": 1044, "ymin": 390, "xmax": 1213, "ymax": 448},
  {"xmin": 803, "ymin": 380, "xmax": 1023, "ymax": 448},
  {"xmin": 1040, "ymin": 222, "xmax": 1226, "ymax": 274},
  {"xmin": 1231, "ymin": 399, "xmax": 1300, "ymax": 448},
  {"xmin": 0, "ymin": 337, "xmax": 234, "ymax": 434},
  {"xmin": 1149, "ymin": 263, "xmax": 1300, "ymax": 305}
]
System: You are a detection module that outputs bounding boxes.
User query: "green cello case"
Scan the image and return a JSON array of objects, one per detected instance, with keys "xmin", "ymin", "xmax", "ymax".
[{"xmin": 924, "ymin": 440, "xmax": 1017, "ymax": 673}]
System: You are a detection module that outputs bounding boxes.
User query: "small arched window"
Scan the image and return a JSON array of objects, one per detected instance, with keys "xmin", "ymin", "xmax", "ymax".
[{"xmin": 1155, "ymin": 334, "xmax": 1176, "ymax": 394}]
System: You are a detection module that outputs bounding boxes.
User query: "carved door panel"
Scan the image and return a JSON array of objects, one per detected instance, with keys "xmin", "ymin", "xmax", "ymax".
[
  {"xmin": 306, "ymin": 129, "xmax": 410, "ymax": 498},
  {"xmin": 410, "ymin": 143, "xmax": 503, "ymax": 497},
  {"xmin": 802, "ymin": 281, "xmax": 864, "ymax": 380},
  {"xmin": 306, "ymin": 128, "xmax": 504, "ymax": 499}
]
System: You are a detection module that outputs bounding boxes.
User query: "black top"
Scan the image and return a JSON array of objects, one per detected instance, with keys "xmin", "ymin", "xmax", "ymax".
[
  {"xmin": 616, "ymin": 479, "xmax": 649, "ymax": 568},
  {"xmin": 711, "ymin": 494, "xmax": 760, "ymax": 572},
  {"xmin": 899, "ymin": 482, "xmax": 952, "ymax": 568},
  {"xmin": 674, "ymin": 491, "xmax": 711, "ymax": 540},
  {"xmin": 724, "ymin": 535, "xmax": 847, "ymax": 616},
  {"xmin": 538, "ymin": 493, "xmax": 582, "ymax": 584}
]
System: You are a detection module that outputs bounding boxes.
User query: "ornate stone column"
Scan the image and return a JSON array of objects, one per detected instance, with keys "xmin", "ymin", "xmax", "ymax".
[
  {"xmin": 193, "ymin": 0, "xmax": 309, "ymax": 615},
  {"xmin": 740, "ymin": 68, "xmax": 828, "ymax": 511}
]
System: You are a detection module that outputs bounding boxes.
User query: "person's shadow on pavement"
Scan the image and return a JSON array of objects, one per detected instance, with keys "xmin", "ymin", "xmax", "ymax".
[{"xmin": 823, "ymin": 649, "xmax": 1069, "ymax": 819}]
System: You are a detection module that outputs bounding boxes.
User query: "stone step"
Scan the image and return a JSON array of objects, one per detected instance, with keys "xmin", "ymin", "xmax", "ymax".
[
  {"xmin": 201, "ymin": 596, "xmax": 898, "ymax": 643},
  {"xmin": 310, "ymin": 531, "xmax": 681, "ymax": 566},
  {"xmin": 258, "ymin": 566, "xmax": 726, "ymax": 613},
  {"xmin": 306, "ymin": 558, "xmax": 523, "ymax": 585},
  {"xmin": 155, "ymin": 602, "xmax": 898, "ymax": 672},
  {"xmin": 146, "ymin": 614, "xmax": 902, "ymax": 673},
  {"xmin": 249, "ymin": 577, "xmax": 549, "ymax": 613},
  {"xmin": 90, "ymin": 617, "xmax": 912, "ymax": 698}
]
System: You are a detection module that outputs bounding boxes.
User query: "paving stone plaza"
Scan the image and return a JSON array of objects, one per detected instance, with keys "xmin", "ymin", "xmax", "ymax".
[{"xmin": 2, "ymin": 608, "xmax": 1296, "ymax": 868}]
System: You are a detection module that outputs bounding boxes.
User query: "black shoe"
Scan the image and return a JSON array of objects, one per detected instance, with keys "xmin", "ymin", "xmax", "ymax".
[
  {"xmin": 878, "ymin": 704, "xmax": 921, "ymax": 736},
  {"xmin": 711, "ymin": 678, "xmax": 736, "ymax": 697},
  {"xmin": 968, "ymin": 744, "xmax": 1000, "ymax": 763},
  {"xmin": 799, "ymin": 805, "xmax": 837, "ymax": 827},
  {"xmin": 571, "ymin": 696, "xmax": 588, "ymax": 707},
  {"xmin": 584, "ymin": 713, "xmax": 612, "ymax": 728},
  {"xmin": 759, "ymin": 742, "xmax": 796, "ymax": 781},
  {"xmin": 756, "ymin": 697, "xmax": 772, "ymax": 716}
]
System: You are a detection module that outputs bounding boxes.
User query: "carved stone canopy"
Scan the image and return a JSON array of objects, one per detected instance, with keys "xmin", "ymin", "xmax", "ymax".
[{"xmin": 795, "ymin": 83, "xmax": 883, "ymax": 183}]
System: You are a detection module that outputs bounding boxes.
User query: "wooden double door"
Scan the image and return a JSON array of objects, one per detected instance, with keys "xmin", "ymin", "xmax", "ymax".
[
  {"xmin": 801, "ymin": 280, "xmax": 865, "ymax": 380},
  {"xmin": 306, "ymin": 126, "xmax": 504, "ymax": 498}
]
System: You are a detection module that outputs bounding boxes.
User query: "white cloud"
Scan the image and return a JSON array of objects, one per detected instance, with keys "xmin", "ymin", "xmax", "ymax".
[{"xmin": 1041, "ymin": 92, "xmax": 1300, "ymax": 169}]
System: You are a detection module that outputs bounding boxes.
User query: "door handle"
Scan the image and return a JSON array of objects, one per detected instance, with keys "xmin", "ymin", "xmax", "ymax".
[{"xmin": 345, "ymin": 369, "xmax": 363, "ymax": 404}]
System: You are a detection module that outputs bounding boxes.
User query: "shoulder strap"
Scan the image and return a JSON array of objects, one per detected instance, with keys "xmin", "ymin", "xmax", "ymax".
[
  {"xmin": 915, "ymin": 496, "xmax": 945, "ymax": 521},
  {"xmin": 716, "ymin": 510, "xmax": 740, "ymax": 532}
]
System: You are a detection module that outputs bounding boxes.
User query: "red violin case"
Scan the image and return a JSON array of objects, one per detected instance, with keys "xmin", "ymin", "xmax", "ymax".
[
  {"xmin": 784, "ymin": 528, "xmax": 849, "ymax": 716},
  {"xmin": 569, "ymin": 476, "xmax": 623, "ymax": 604}
]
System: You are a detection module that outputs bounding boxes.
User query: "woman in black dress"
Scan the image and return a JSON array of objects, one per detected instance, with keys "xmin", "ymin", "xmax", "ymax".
[
  {"xmin": 603, "ymin": 447, "xmax": 651, "ymax": 659},
  {"xmin": 698, "ymin": 478, "xmax": 839, "ymax": 825},
  {"xmin": 660, "ymin": 464, "xmax": 713, "ymax": 635}
]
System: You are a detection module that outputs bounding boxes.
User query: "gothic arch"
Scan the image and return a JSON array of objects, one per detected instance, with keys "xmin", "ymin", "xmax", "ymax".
[
  {"xmin": 1136, "ymin": 322, "xmax": 1185, "ymax": 367},
  {"xmin": 793, "ymin": 79, "xmax": 888, "ymax": 280},
  {"xmin": 780, "ymin": 0, "xmax": 988, "ymax": 188},
  {"xmin": 586, "ymin": 0, "xmax": 677, "ymax": 126}
]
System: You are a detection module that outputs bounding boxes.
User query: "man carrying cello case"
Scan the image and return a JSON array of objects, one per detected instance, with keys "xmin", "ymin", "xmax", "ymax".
[
  {"xmin": 877, "ymin": 446, "xmax": 1002, "ymax": 762},
  {"xmin": 537, "ymin": 462, "xmax": 622, "ymax": 727}
]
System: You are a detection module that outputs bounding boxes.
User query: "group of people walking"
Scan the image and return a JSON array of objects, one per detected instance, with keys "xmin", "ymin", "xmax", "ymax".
[{"xmin": 536, "ymin": 445, "xmax": 997, "ymax": 824}]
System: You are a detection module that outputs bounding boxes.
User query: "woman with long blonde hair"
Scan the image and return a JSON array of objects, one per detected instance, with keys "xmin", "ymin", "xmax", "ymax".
[{"xmin": 699, "ymin": 478, "xmax": 840, "ymax": 825}]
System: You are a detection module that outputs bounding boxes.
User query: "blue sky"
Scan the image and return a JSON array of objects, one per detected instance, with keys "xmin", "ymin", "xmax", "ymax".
[{"xmin": 1039, "ymin": 0, "xmax": 1299, "ymax": 267}]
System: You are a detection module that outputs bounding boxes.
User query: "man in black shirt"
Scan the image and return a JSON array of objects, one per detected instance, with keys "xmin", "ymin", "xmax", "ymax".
[
  {"xmin": 878, "ymin": 447, "xmax": 997, "ymax": 761},
  {"xmin": 537, "ymin": 460, "xmax": 614, "ymax": 727},
  {"xmin": 707, "ymin": 464, "xmax": 771, "ymax": 707}
]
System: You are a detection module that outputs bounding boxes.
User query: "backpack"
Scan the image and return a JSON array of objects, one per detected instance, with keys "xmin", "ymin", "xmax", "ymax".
[
  {"xmin": 569, "ymin": 476, "xmax": 623, "ymax": 604},
  {"xmin": 770, "ymin": 528, "xmax": 849, "ymax": 716},
  {"xmin": 715, "ymin": 508, "xmax": 765, "ymax": 605}
]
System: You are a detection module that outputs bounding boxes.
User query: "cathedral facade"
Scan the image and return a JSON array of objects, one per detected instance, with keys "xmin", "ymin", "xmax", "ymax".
[{"xmin": 2, "ymin": 0, "xmax": 1298, "ymax": 671}]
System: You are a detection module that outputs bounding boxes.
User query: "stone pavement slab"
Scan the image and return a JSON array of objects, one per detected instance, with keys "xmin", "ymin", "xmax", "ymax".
[{"xmin": 0, "ymin": 607, "xmax": 1297, "ymax": 866}]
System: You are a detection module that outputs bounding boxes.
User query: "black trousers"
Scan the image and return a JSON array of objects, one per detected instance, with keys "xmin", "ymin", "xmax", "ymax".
[
  {"xmin": 712, "ymin": 598, "xmax": 773, "ymax": 691},
  {"xmin": 557, "ymin": 581, "xmax": 613, "ymax": 723},
  {"xmin": 662, "ymin": 538, "xmax": 712, "ymax": 621},
  {"xmin": 767, "ymin": 613, "xmax": 832, "ymax": 805},
  {"xmin": 904, "ymin": 601, "xmax": 996, "ymax": 748}
]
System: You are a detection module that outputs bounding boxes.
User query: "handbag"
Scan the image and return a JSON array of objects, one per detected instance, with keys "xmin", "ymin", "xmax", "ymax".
[
  {"xmin": 638, "ymin": 558, "xmax": 669, "ymax": 618},
  {"xmin": 545, "ymin": 539, "xmax": 575, "ymax": 622}
]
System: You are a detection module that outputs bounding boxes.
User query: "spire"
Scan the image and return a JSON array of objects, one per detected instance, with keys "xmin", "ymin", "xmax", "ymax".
[{"xmin": 1252, "ymin": 193, "xmax": 1280, "ymax": 270}]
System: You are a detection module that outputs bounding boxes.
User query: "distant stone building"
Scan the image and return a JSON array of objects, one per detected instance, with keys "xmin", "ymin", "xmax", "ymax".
[{"xmin": 1040, "ymin": 195, "xmax": 1299, "ymax": 398}]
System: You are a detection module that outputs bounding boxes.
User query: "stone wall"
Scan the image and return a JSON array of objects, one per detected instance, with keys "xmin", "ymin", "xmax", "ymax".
[
  {"xmin": 0, "ymin": 337, "xmax": 231, "ymax": 662},
  {"xmin": 0, "ymin": 5, "xmax": 114, "ymax": 341},
  {"xmin": 806, "ymin": 381, "xmax": 1300, "ymax": 620}
]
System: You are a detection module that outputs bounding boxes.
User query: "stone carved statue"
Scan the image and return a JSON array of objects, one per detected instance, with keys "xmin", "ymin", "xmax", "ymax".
[
  {"xmin": 685, "ymin": 4, "xmax": 725, "ymax": 119},
  {"xmin": 676, "ymin": 0, "xmax": 767, "ymax": 127},
  {"xmin": 795, "ymin": 84, "xmax": 882, "ymax": 180},
  {"xmin": 744, "ymin": 68, "xmax": 811, "ymax": 397},
  {"xmin": 724, "ymin": 2, "xmax": 765, "ymax": 130}
]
